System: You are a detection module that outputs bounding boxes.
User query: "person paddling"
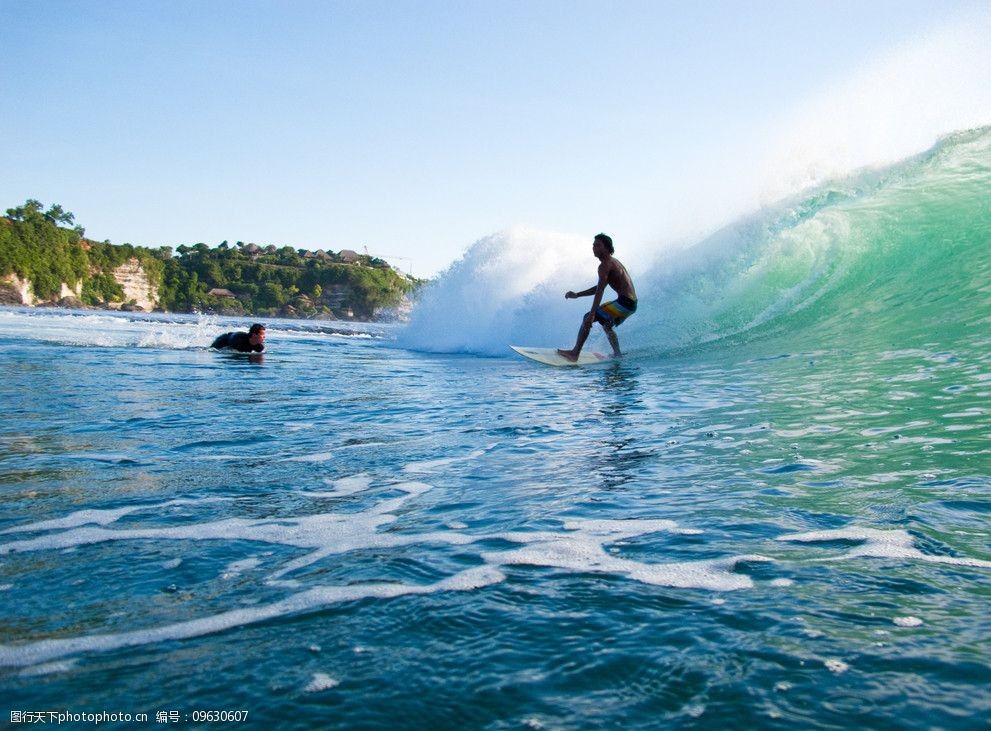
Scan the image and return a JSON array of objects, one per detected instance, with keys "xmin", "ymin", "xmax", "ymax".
[
  {"xmin": 211, "ymin": 323, "xmax": 266, "ymax": 353},
  {"xmin": 557, "ymin": 233, "xmax": 637, "ymax": 361}
]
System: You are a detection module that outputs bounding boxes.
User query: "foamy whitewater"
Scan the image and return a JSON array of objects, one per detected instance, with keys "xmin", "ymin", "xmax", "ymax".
[{"xmin": 2, "ymin": 125, "xmax": 991, "ymax": 728}]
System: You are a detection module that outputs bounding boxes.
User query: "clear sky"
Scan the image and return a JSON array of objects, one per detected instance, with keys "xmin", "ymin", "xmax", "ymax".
[{"xmin": 1, "ymin": 0, "xmax": 987, "ymax": 276}]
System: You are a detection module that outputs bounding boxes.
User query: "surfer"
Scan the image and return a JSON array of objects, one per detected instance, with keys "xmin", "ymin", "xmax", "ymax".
[
  {"xmin": 557, "ymin": 234, "xmax": 637, "ymax": 361},
  {"xmin": 211, "ymin": 323, "xmax": 266, "ymax": 353}
]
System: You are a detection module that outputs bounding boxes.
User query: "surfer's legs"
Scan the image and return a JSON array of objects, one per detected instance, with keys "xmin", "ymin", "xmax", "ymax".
[
  {"xmin": 603, "ymin": 323, "xmax": 621, "ymax": 357},
  {"xmin": 557, "ymin": 312, "xmax": 595, "ymax": 362}
]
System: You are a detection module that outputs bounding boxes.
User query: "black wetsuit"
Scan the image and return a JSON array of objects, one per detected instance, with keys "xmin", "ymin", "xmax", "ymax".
[{"xmin": 211, "ymin": 332, "xmax": 263, "ymax": 352}]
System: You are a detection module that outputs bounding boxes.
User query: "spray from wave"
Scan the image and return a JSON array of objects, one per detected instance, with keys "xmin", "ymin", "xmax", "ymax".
[
  {"xmin": 397, "ymin": 227, "xmax": 595, "ymax": 355},
  {"xmin": 761, "ymin": 13, "xmax": 991, "ymax": 200}
]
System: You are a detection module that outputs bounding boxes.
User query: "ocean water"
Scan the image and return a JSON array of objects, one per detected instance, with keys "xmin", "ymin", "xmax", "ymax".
[{"xmin": 1, "ymin": 128, "xmax": 990, "ymax": 730}]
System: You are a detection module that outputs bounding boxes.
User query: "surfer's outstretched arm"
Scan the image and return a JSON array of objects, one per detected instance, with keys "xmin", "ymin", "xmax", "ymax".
[{"xmin": 565, "ymin": 286, "xmax": 596, "ymax": 299}]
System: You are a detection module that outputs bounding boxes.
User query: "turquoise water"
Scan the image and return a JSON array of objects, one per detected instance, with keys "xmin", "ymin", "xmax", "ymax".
[{"xmin": 2, "ymin": 129, "xmax": 990, "ymax": 729}]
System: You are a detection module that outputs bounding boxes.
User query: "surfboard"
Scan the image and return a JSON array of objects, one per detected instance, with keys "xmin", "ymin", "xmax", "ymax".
[{"xmin": 510, "ymin": 345, "xmax": 612, "ymax": 367}]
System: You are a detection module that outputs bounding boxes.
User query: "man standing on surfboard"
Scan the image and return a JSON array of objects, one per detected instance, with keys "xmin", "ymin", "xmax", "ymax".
[{"xmin": 557, "ymin": 233, "xmax": 637, "ymax": 362}]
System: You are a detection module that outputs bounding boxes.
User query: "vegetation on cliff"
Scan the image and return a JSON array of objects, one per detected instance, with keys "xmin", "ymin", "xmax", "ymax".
[
  {"xmin": 0, "ymin": 200, "xmax": 420, "ymax": 318},
  {"xmin": 1, "ymin": 200, "xmax": 88, "ymax": 300},
  {"xmin": 156, "ymin": 242, "xmax": 414, "ymax": 318}
]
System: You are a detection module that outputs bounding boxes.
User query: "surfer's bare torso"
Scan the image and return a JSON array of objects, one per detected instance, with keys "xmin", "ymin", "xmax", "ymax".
[{"xmin": 599, "ymin": 255, "xmax": 636, "ymax": 302}]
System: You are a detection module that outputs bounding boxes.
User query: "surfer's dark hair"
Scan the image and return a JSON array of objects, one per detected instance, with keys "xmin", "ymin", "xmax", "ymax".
[
  {"xmin": 594, "ymin": 233, "xmax": 614, "ymax": 253},
  {"xmin": 249, "ymin": 323, "xmax": 265, "ymax": 335}
]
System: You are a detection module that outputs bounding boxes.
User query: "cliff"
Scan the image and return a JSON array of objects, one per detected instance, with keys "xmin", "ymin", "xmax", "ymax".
[
  {"xmin": 111, "ymin": 259, "xmax": 157, "ymax": 310},
  {"xmin": 0, "ymin": 259, "xmax": 155, "ymax": 310},
  {"xmin": 0, "ymin": 273, "xmax": 34, "ymax": 305}
]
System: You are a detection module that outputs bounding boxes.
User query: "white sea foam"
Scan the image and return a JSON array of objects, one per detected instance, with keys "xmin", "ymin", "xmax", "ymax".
[
  {"xmin": 776, "ymin": 527, "xmax": 991, "ymax": 568},
  {"xmin": 284, "ymin": 422, "xmax": 317, "ymax": 432},
  {"xmin": 485, "ymin": 520, "xmax": 769, "ymax": 591},
  {"xmin": 824, "ymin": 659, "xmax": 849, "ymax": 674},
  {"xmin": 307, "ymin": 475, "xmax": 375, "ymax": 497},
  {"xmin": 0, "ymin": 505, "xmax": 782, "ymax": 671},
  {"xmin": 682, "ymin": 704, "xmax": 706, "ymax": 719},
  {"xmin": 19, "ymin": 660, "xmax": 78, "ymax": 676},
  {"xmin": 0, "ymin": 503, "xmax": 743, "ymax": 666},
  {"xmin": 0, "ymin": 458, "xmax": 780, "ymax": 667},
  {"xmin": 3, "ymin": 511, "xmax": 374, "ymax": 557},
  {"xmin": 1, "ymin": 481, "xmax": 757, "ymax": 599},
  {"xmin": 894, "ymin": 616, "xmax": 924, "ymax": 627},
  {"xmin": 0, "ymin": 566, "xmax": 506, "ymax": 668},
  {"xmin": 221, "ymin": 557, "xmax": 261, "ymax": 579},
  {"xmin": 562, "ymin": 518, "xmax": 702, "ymax": 537},
  {"xmin": 303, "ymin": 673, "xmax": 340, "ymax": 692},
  {"xmin": 0, "ymin": 497, "xmax": 231, "ymax": 535},
  {"xmin": 403, "ymin": 446, "xmax": 493, "ymax": 474},
  {"xmin": 281, "ymin": 452, "xmax": 336, "ymax": 463},
  {"xmin": 486, "ymin": 539, "xmax": 770, "ymax": 591}
]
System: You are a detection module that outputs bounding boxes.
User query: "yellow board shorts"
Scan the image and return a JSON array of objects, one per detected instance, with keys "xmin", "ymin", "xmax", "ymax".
[{"xmin": 596, "ymin": 295, "xmax": 637, "ymax": 327}]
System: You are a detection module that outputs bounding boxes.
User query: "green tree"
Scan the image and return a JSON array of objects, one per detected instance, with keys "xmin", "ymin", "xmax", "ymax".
[
  {"xmin": 44, "ymin": 204, "xmax": 74, "ymax": 227},
  {"xmin": 259, "ymin": 281, "xmax": 287, "ymax": 308},
  {"xmin": 5, "ymin": 199, "xmax": 44, "ymax": 220}
]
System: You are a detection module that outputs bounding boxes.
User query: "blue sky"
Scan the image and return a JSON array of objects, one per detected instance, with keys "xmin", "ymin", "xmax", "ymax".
[{"xmin": 1, "ymin": 0, "xmax": 987, "ymax": 276}]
